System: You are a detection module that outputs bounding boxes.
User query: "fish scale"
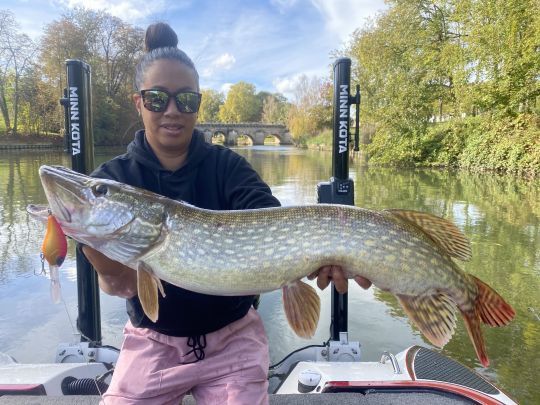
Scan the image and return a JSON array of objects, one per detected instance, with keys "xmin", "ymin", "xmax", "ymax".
[{"xmin": 29, "ymin": 165, "xmax": 516, "ymax": 368}]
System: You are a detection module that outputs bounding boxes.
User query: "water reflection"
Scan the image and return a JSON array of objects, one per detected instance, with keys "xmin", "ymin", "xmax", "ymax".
[{"xmin": 0, "ymin": 146, "xmax": 538, "ymax": 403}]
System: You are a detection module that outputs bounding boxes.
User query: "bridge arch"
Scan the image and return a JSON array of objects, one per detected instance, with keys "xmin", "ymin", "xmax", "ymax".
[{"xmin": 197, "ymin": 123, "xmax": 292, "ymax": 146}]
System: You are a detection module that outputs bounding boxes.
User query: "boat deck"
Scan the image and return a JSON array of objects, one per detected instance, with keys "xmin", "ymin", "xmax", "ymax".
[{"xmin": 0, "ymin": 393, "xmax": 474, "ymax": 404}]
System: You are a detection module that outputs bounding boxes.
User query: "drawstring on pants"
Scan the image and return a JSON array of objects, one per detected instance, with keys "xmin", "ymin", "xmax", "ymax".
[{"xmin": 181, "ymin": 334, "xmax": 207, "ymax": 364}]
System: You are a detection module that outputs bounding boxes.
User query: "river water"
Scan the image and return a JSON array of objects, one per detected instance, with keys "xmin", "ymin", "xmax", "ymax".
[{"xmin": 0, "ymin": 146, "xmax": 538, "ymax": 403}]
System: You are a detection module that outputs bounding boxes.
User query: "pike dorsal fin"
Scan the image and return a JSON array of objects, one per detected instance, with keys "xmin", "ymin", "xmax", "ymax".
[
  {"xmin": 282, "ymin": 280, "xmax": 320, "ymax": 339},
  {"xmin": 385, "ymin": 209, "xmax": 472, "ymax": 261},
  {"xmin": 397, "ymin": 293, "xmax": 457, "ymax": 348},
  {"xmin": 137, "ymin": 262, "xmax": 166, "ymax": 323}
]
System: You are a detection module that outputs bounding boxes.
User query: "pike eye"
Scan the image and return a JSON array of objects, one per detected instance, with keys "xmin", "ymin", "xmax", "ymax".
[{"xmin": 93, "ymin": 184, "xmax": 109, "ymax": 197}]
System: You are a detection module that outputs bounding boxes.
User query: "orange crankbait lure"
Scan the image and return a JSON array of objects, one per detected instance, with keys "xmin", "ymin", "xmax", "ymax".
[{"xmin": 41, "ymin": 213, "xmax": 67, "ymax": 303}]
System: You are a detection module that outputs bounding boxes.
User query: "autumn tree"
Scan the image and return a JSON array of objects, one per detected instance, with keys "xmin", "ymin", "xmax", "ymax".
[
  {"xmin": 40, "ymin": 8, "xmax": 144, "ymax": 144},
  {"xmin": 287, "ymin": 74, "xmax": 332, "ymax": 142},
  {"xmin": 261, "ymin": 93, "xmax": 289, "ymax": 124}
]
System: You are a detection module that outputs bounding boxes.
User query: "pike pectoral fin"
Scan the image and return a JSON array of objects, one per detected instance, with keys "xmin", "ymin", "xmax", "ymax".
[
  {"xmin": 282, "ymin": 280, "xmax": 320, "ymax": 339},
  {"xmin": 396, "ymin": 293, "xmax": 457, "ymax": 348},
  {"xmin": 136, "ymin": 262, "xmax": 166, "ymax": 323}
]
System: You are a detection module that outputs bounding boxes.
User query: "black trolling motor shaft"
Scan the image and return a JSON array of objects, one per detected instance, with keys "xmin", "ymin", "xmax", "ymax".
[
  {"xmin": 60, "ymin": 60, "xmax": 101, "ymax": 345},
  {"xmin": 317, "ymin": 57, "xmax": 360, "ymax": 340}
]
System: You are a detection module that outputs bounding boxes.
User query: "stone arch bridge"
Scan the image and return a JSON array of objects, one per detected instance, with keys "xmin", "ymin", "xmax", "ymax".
[{"xmin": 196, "ymin": 123, "xmax": 293, "ymax": 146}]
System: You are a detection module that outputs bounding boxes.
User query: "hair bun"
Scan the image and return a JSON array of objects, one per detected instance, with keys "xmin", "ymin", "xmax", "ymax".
[{"xmin": 144, "ymin": 22, "xmax": 178, "ymax": 52}]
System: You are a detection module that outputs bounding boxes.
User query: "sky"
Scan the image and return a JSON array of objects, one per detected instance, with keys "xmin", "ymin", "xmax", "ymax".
[{"xmin": 4, "ymin": 0, "xmax": 387, "ymax": 98}]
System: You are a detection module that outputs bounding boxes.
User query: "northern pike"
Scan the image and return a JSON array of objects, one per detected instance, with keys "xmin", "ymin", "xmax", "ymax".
[{"xmin": 28, "ymin": 165, "xmax": 515, "ymax": 367}]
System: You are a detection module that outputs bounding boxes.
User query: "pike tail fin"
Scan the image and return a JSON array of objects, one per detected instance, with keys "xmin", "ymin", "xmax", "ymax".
[
  {"xmin": 460, "ymin": 275, "xmax": 516, "ymax": 367},
  {"xmin": 396, "ymin": 293, "xmax": 457, "ymax": 348},
  {"xmin": 470, "ymin": 275, "xmax": 515, "ymax": 327},
  {"xmin": 282, "ymin": 280, "xmax": 320, "ymax": 339}
]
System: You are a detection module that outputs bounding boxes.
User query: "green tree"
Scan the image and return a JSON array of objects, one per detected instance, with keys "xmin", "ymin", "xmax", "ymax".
[
  {"xmin": 199, "ymin": 89, "xmax": 224, "ymax": 122},
  {"xmin": 18, "ymin": 65, "xmax": 62, "ymax": 135},
  {"xmin": 0, "ymin": 10, "xmax": 17, "ymax": 132},
  {"xmin": 0, "ymin": 9, "xmax": 37, "ymax": 135},
  {"xmin": 461, "ymin": 0, "xmax": 540, "ymax": 115},
  {"xmin": 218, "ymin": 81, "xmax": 260, "ymax": 122},
  {"xmin": 255, "ymin": 90, "xmax": 271, "ymax": 121}
]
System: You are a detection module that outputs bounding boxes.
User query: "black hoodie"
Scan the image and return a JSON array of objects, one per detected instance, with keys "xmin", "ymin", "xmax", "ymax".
[{"xmin": 91, "ymin": 129, "xmax": 281, "ymax": 336}]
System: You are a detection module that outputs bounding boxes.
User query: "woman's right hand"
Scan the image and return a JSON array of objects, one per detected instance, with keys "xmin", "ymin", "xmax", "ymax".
[{"xmin": 82, "ymin": 245, "xmax": 138, "ymax": 298}]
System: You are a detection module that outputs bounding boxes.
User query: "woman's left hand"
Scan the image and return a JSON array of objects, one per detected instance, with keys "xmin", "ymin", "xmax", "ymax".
[{"xmin": 308, "ymin": 265, "xmax": 372, "ymax": 294}]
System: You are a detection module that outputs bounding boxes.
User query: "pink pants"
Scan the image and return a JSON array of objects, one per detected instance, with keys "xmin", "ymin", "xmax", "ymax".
[{"xmin": 102, "ymin": 308, "xmax": 269, "ymax": 405}]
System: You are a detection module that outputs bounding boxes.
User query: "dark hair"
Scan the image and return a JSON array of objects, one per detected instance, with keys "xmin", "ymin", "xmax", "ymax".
[{"xmin": 135, "ymin": 22, "xmax": 199, "ymax": 90}]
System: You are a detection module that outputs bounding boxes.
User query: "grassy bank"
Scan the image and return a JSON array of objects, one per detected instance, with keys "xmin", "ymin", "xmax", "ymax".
[{"xmin": 0, "ymin": 132, "xmax": 63, "ymax": 146}]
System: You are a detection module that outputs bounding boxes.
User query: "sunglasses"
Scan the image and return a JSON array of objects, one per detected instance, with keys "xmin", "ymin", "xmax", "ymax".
[{"xmin": 140, "ymin": 89, "xmax": 202, "ymax": 113}]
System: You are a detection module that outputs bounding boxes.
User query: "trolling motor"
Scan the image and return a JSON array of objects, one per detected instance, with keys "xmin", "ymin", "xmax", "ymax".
[
  {"xmin": 59, "ymin": 60, "xmax": 102, "ymax": 345},
  {"xmin": 317, "ymin": 57, "xmax": 361, "ymax": 341}
]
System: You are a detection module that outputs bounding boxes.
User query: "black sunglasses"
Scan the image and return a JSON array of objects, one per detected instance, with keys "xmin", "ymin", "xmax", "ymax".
[{"xmin": 140, "ymin": 89, "xmax": 202, "ymax": 113}]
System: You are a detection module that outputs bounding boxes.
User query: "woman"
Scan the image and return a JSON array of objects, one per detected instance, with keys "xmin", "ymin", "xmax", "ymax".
[{"xmin": 83, "ymin": 22, "xmax": 368, "ymax": 404}]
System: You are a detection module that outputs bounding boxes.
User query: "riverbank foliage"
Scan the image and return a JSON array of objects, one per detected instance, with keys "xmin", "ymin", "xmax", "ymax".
[{"xmin": 344, "ymin": 0, "xmax": 540, "ymax": 176}]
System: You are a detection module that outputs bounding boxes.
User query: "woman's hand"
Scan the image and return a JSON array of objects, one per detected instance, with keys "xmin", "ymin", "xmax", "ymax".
[
  {"xmin": 308, "ymin": 265, "xmax": 372, "ymax": 294},
  {"xmin": 82, "ymin": 245, "xmax": 138, "ymax": 298}
]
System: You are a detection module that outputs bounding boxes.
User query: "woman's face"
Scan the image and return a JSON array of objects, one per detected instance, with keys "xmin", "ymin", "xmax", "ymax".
[{"xmin": 134, "ymin": 59, "xmax": 199, "ymax": 157}]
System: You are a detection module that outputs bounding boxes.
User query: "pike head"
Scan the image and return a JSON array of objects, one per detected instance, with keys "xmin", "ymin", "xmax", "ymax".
[{"xmin": 36, "ymin": 165, "xmax": 167, "ymax": 265}]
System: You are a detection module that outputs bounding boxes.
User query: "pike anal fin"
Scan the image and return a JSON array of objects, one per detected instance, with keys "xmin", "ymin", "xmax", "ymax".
[
  {"xmin": 397, "ymin": 293, "xmax": 457, "ymax": 348},
  {"xmin": 282, "ymin": 280, "xmax": 320, "ymax": 339},
  {"xmin": 137, "ymin": 262, "xmax": 165, "ymax": 323}
]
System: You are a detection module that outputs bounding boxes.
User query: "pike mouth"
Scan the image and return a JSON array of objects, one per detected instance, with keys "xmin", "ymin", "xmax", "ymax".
[
  {"xmin": 38, "ymin": 165, "xmax": 91, "ymax": 225},
  {"xmin": 26, "ymin": 197, "xmax": 73, "ymax": 224},
  {"xmin": 26, "ymin": 204, "xmax": 50, "ymax": 223}
]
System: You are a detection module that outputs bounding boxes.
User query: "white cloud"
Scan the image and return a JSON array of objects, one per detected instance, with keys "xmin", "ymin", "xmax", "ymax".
[
  {"xmin": 214, "ymin": 53, "xmax": 236, "ymax": 70},
  {"xmin": 273, "ymin": 75, "xmax": 301, "ymax": 96},
  {"xmin": 53, "ymin": 0, "xmax": 179, "ymax": 21},
  {"xmin": 202, "ymin": 52, "xmax": 236, "ymax": 77},
  {"xmin": 310, "ymin": 0, "xmax": 385, "ymax": 42},
  {"xmin": 273, "ymin": 72, "xmax": 321, "ymax": 100},
  {"xmin": 270, "ymin": 0, "xmax": 299, "ymax": 13},
  {"xmin": 220, "ymin": 82, "xmax": 233, "ymax": 95}
]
